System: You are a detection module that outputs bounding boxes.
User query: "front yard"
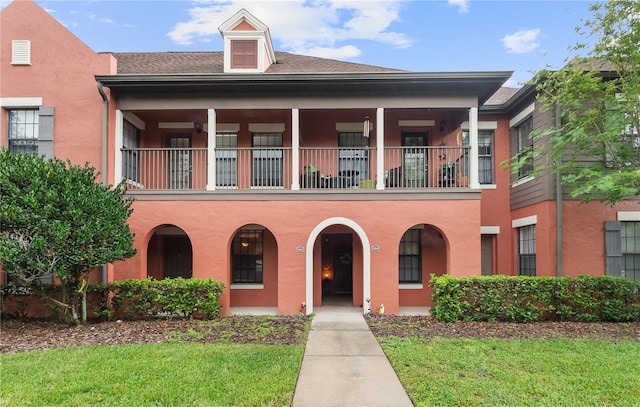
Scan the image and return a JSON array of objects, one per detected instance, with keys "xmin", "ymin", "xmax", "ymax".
[{"xmin": 1, "ymin": 315, "xmax": 638, "ymax": 406}]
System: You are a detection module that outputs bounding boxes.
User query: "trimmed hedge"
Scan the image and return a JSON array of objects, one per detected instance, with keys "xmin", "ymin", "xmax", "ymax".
[
  {"xmin": 430, "ymin": 275, "xmax": 640, "ymax": 323},
  {"xmin": 2, "ymin": 277, "xmax": 225, "ymax": 321},
  {"xmin": 105, "ymin": 278, "xmax": 225, "ymax": 320}
]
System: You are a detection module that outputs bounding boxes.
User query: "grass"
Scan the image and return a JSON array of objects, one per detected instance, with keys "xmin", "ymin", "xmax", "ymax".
[
  {"xmin": 0, "ymin": 342, "xmax": 305, "ymax": 407},
  {"xmin": 378, "ymin": 336, "xmax": 640, "ymax": 407}
]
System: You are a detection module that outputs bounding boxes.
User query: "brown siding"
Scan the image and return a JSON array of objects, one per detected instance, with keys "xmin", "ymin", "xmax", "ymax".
[{"xmin": 510, "ymin": 102, "xmax": 556, "ymax": 209}]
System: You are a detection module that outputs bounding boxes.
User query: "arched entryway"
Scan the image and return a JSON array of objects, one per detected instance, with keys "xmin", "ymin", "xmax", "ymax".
[
  {"xmin": 147, "ymin": 225, "xmax": 193, "ymax": 279},
  {"xmin": 306, "ymin": 217, "xmax": 370, "ymax": 315}
]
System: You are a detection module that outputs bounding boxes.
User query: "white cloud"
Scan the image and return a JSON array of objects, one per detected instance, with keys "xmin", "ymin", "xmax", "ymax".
[
  {"xmin": 448, "ymin": 0, "xmax": 469, "ymax": 13},
  {"xmin": 167, "ymin": 0, "xmax": 415, "ymax": 61},
  {"xmin": 86, "ymin": 12, "xmax": 115, "ymax": 24},
  {"xmin": 501, "ymin": 28, "xmax": 541, "ymax": 54}
]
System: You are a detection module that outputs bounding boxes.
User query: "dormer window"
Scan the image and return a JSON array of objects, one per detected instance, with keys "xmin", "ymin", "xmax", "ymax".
[
  {"xmin": 219, "ymin": 9, "xmax": 276, "ymax": 74},
  {"xmin": 231, "ymin": 40, "xmax": 258, "ymax": 69}
]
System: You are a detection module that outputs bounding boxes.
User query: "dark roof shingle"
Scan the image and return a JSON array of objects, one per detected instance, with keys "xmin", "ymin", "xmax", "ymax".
[{"xmin": 108, "ymin": 51, "xmax": 403, "ymax": 75}]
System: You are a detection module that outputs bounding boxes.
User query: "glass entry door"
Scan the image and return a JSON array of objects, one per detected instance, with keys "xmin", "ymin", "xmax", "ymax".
[
  {"xmin": 167, "ymin": 135, "xmax": 191, "ymax": 189},
  {"xmin": 402, "ymin": 132, "xmax": 428, "ymax": 188}
]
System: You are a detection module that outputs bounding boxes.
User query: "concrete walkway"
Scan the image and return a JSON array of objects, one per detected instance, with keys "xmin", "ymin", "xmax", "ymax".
[{"xmin": 292, "ymin": 306, "xmax": 413, "ymax": 407}]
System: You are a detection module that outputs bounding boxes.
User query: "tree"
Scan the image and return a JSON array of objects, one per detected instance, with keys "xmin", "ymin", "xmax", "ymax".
[
  {"xmin": 524, "ymin": 0, "xmax": 640, "ymax": 205},
  {"xmin": 0, "ymin": 149, "xmax": 136, "ymax": 324}
]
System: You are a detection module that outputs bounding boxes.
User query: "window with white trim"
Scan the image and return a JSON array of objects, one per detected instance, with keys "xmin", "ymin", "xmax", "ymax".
[
  {"xmin": 621, "ymin": 221, "xmax": 640, "ymax": 281},
  {"xmin": 122, "ymin": 119, "xmax": 140, "ymax": 183},
  {"xmin": 462, "ymin": 130, "xmax": 494, "ymax": 184},
  {"xmin": 516, "ymin": 117, "xmax": 534, "ymax": 179},
  {"xmin": 518, "ymin": 224, "xmax": 536, "ymax": 276},
  {"xmin": 252, "ymin": 133, "xmax": 283, "ymax": 187},
  {"xmin": 216, "ymin": 133, "xmax": 238, "ymax": 187},
  {"xmin": 7, "ymin": 109, "xmax": 38, "ymax": 154}
]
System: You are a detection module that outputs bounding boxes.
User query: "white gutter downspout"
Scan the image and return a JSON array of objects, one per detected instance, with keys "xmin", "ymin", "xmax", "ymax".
[{"xmin": 97, "ymin": 81, "xmax": 109, "ymax": 284}]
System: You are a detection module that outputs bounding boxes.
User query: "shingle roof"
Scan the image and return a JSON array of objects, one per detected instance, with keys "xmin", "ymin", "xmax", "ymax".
[
  {"xmin": 484, "ymin": 86, "xmax": 520, "ymax": 105},
  {"xmin": 108, "ymin": 51, "xmax": 403, "ymax": 75}
]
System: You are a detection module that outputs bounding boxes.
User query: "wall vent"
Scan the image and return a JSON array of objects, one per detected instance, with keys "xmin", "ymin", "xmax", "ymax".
[{"xmin": 12, "ymin": 40, "xmax": 31, "ymax": 65}]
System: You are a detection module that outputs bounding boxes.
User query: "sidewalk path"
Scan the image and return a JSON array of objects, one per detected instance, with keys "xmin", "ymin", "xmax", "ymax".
[{"xmin": 292, "ymin": 307, "xmax": 413, "ymax": 407}]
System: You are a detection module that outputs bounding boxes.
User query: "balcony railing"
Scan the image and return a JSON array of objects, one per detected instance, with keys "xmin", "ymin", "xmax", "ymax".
[{"xmin": 121, "ymin": 145, "xmax": 470, "ymax": 191}]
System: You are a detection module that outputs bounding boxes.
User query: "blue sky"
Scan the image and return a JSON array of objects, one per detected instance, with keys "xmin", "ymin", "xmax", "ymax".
[{"xmin": 6, "ymin": 0, "xmax": 596, "ymax": 87}]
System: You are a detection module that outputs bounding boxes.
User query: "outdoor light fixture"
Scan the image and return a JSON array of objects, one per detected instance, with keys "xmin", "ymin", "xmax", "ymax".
[{"xmin": 194, "ymin": 121, "xmax": 202, "ymax": 134}]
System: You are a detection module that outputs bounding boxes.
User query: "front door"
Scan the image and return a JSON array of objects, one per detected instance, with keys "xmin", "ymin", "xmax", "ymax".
[
  {"xmin": 167, "ymin": 135, "xmax": 191, "ymax": 189},
  {"xmin": 332, "ymin": 242, "xmax": 353, "ymax": 295},
  {"xmin": 163, "ymin": 236, "xmax": 193, "ymax": 279},
  {"xmin": 402, "ymin": 132, "xmax": 428, "ymax": 188}
]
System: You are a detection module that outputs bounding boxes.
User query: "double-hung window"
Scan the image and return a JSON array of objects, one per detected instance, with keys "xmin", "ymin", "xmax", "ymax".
[
  {"xmin": 232, "ymin": 229, "xmax": 263, "ymax": 284},
  {"xmin": 216, "ymin": 133, "xmax": 238, "ymax": 187},
  {"xmin": 8, "ymin": 109, "xmax": 39, "ymax": 154},
  {"xmin": 122, "ymin": 119, "xmax": 140, "ymax": 184},
  {"xmin": 252, "ymin": 132, "xmax": 283, "ymax": 188},
  {"xmin": 516, "ymin": 117, "xmax": 534, "ymax": 179},
  {"xmin": 399, "ymin": 228, "xmax": 421, "ymax": 283},
  {"xmin": 518, "ymin": 225, "xmax": 536, "ymax": 276},
  {"xmin": 621, "ymin": 221, "xmax": 640, "ymax": 281},
  {"xmin": 462, "ymin": 130, "xmax": 494, "ymax": 184}
]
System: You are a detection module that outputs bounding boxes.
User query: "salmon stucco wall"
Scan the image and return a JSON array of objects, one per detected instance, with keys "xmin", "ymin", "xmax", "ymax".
[
  {"xmin": 117, "ymin": 197, "xmax": 482, "ymax": 314},
  {"xmin": 1, "ymin": 0, "xmax": 116, "ymax": 175}
]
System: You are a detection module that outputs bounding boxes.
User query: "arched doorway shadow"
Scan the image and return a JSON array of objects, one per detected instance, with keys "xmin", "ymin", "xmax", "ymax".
[{"xmin": 147, "ymin": 224, "xmax": 193, "ymax": 279}]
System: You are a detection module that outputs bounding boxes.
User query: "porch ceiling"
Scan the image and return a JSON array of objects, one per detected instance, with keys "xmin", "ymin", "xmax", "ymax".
[{"xmin": 96, "ymin": 71, "xmax": 513, "ymax": 105}]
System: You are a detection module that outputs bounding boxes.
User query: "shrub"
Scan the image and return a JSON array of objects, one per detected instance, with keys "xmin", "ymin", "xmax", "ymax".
[
  {"xmin": 109, "ymin": 278, "xmax": 225, "ymax": 320},
  {"xmin": 2, "ymin": 278, "xmax": 225, "ymax": 321},
  {"xmin": 431, "ymin": 275, "xmax": 640, "ymax": 323}
]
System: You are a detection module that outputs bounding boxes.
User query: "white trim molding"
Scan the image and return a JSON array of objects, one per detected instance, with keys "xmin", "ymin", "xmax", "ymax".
[
  {"xmin": 0, "ymin": 97, "xmax": 43, "ymax": 107},
  {"xmin": 512, "ymin": 215, "xmax": 537, "ymax": 228},
  {"xmin": 618, "ymin": 211, "xmax": 640, "ymax": 221},
  {"xmin": 461, "ymin": 121, "xmax": 498, "ymax": 130},
  {"xmin": 230, "ymin": 284, "xmax": 264, "ymax": 290},
  {"xmin": 123, "ymin": 112, "xmax": 145, "ymax": 130},
  {"xmin": 509, "ymin": 102, "xmax": 535, "ymax": 127},
  {"xmin": 512, "ymin": 175, "xmax": 534, "ymax": 188},
  {"xmin": 399, "ymin": 283, "xmax": 424, "ymax": 290},
  {"xmin": 481, "ymin": 226, "xmax": 500, "ymax": 234}
]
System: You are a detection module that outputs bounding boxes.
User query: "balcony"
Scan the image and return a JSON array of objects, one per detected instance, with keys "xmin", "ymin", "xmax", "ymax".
[{"xmin": 121, "ymin": 146, "xmax": 470, "ymax": 192}]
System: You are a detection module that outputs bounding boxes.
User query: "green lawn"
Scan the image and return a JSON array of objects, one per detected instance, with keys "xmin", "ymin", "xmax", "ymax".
[
  {"xmin": 1, "ymin": 342, "xmax": 304, "ymax": 407},
  {"xmin": 378, "ymin": 336, "xmax": 640, "ymax": 407}
]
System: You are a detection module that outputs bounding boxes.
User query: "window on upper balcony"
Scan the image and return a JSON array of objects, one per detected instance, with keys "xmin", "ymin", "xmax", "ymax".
[
  {"xmin": 122, "ymin": 119, "xmax": 140, "ymax": 184},
  {"xmin": 462, "ymin": 130, "xmax": 494, "ymax": 184}
]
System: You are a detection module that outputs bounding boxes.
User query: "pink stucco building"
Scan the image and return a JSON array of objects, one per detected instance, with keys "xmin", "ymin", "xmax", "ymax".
[{"xmin": 2, "ymin": 0, "xmax": 638, "ymax": 315}]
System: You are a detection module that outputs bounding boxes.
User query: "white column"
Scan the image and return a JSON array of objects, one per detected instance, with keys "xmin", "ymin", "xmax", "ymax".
[
  {"xmin": 114, "ymin": 110, "xmax": 123, "ymax": 184},
  {"xmin": 206, "ymin": 109, "xmax": 217, "ymax": 191},
  {"xmin": 376, "ymin": 107, "xmax": 385, "ymax": 190},
  {"xmin": 291, "ymin": 108, "xmax": 300, "ymax": 190},
  {"xmin": 469, "ymin": 107, "xmax": 479, "ymax": 189}
]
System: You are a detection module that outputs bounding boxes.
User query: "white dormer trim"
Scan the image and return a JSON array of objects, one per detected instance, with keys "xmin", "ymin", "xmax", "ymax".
[{"xmin": 219, "ymin": 9, "xmax": 276, "ymax": 73}]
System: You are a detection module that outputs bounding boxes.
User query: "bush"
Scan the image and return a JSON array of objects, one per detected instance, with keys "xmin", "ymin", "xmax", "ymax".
[
  {"xmin": 2, "ymin": 278, "xmax": 225, "ymax": 321},
  {"xmin": 430, "ymin": 275, "xmax": 640, "ymax": 323},
  {"xmin": 109, "ymin": 278, "xmax": 225, "ymax": 320}
]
